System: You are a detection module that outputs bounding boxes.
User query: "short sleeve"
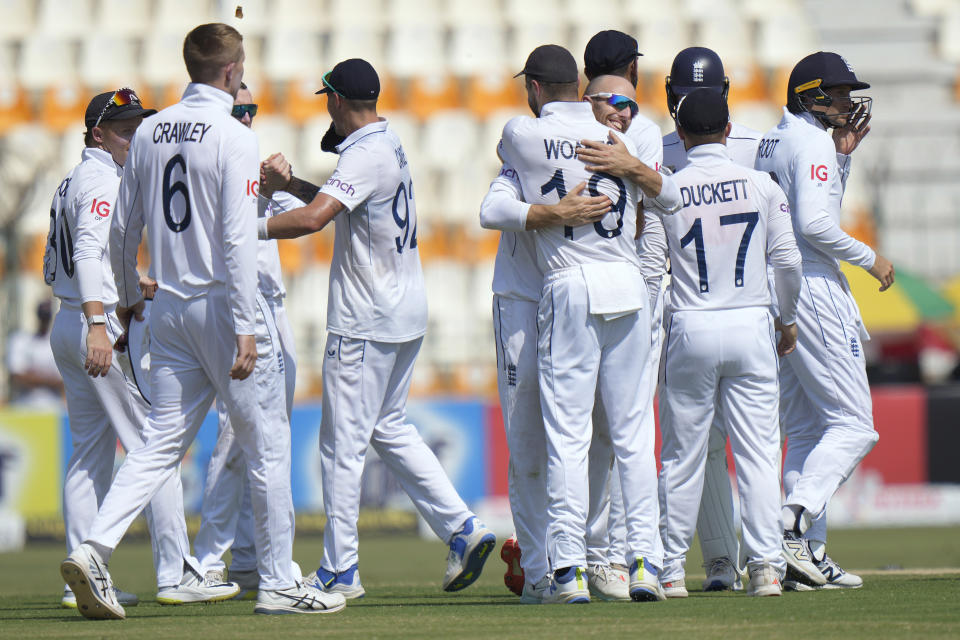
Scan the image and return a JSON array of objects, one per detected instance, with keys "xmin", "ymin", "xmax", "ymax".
[{"xmin": 319, "ymin": 145, "xmax": 379, "ymax": 211}]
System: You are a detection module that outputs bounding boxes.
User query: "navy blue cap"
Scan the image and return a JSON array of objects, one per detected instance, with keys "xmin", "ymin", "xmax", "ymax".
[
  {"xmin": 515, "ymin": 44, "xmax": 579, "ymax": 83},
  {"xmin": 789, "ymin": 51, "xmax": 870, "ymax": 96},
  {"xmin": 676, "ymin": 87, "xmax": 729, "ymax": 135},
  {"xmin": 316, "ymin": 58, "xmax": 381, "ymax": 100},
  {"xmin": 583, "ymin": 30, "xmax": 642, "ymax": 77}
]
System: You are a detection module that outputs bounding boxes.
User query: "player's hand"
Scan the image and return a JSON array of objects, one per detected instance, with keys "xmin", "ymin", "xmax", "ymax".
[
  {"xmin": 775, "ymin": 320, "xmax": 798, "ymax": 357},
  {"xmin": 230, "ymin": 334, "xmax": 257, "ymax": 380},
  {"xmin": 139, "ymin": 275, "xmax": 157, "ymax": 300},
  {"xmin": 85, "ymin": 325, "xmax": 113, "ymax": 377},
  {"xmin": 552, "ymin": 181, "xmax": 611, "ymax": 225},
  {"xmin": 260, "ymin": 153, "xmax": 292, "ymax": 197},
  {"xmin": 116, "ymin": 300, "xmax": 146, "ymax": 333},
  {"xmin": 868, "ymin": 254, "xmax": 895, "ymax": 291},
  {"xmin": 833, "ymin": 103, "xmax": 871, "ymax": 155},
  {"xmin": 576, "ymin": 134, "xmax": 636, "ymax": 177}
]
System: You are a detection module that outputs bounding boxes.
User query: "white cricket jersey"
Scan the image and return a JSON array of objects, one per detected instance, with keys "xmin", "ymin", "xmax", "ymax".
[
  {"xmin": 321, "ymin": 118, "xmax": 427, "ymax": 342},
  {"xmin": 624, "ymin": 113, "xmax": 664, "ymax": 171},
  {"xmin": 111, "ymin": 83, "xmax": 259, "ymax": 335},
  {"xmin": 479, "ymin": 164, "xmax": 542, "ymax": 303},
  {"xmin": 44, "ymin": 148, "xmax": 122, "ymax": 307},
  {"xmin": 661, "ymin": 143, "xmax": 801, "ymax": 321},
  {"xmin": 662, "ymin": 121, "xmax": 762, "ymax": 173},
  {"xmin": 258, "ymin": 190, "xmax": 304, "ymax": 300},
  {"xmin": 498, "ymin": 101, "xmax": 641, "ymax": 274},
  {"xmin": 754, "ymin": 108, "xmax": 875, "ymax": 275}
]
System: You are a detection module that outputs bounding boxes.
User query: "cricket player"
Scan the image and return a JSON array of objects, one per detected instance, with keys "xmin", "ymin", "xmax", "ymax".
[
  {"xmin": 260, "ymin": 57, "xmax": 496, "ymax": 598},
  {"xmin": 44, "ymin": 88, "xmax": 220, "ymax": 609},
  {"xmin": 755, "ymin": 51, "xmax": 894, "ymax": 590},
  {"xmin": 656, "ymin": 87, "xmax": 802, "ymax": 597},
  {"xmin": 660, "ymin": 47, "xmax": 765, "ymax": 594},
  {"xmin": 498, "ymin": 45, "xmax": 673, "ymax": 604},
  {"xmin": 60, "ymin": 24, "xmax": 345, "ymax": 619},
  {"xmin": 192, "ymin": 83, "xmax": 304, "ymax": 601}
]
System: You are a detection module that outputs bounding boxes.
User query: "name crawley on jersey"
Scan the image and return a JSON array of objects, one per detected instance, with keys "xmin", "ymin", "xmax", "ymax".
[{"xmin": 151, "ymin": 121, "xmax": 213, "ymax": 144}]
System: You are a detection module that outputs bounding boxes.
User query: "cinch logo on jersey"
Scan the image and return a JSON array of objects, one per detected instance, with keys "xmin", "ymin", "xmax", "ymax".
[
  {"xmin": 543, "ymin": 138, "xmax": 582, "ymax": 160},
  {"xmin": 325, "ymin": 177, "xmax": 355, "ymax": 197},
  {"xmin": 394, "ymin": 146, "xmax": 407, "ymax": 169},
  {"xmin": 498, "ymin": 166, "xmax": 518, "ymax": 180},
  {"xmin": 152, "ymin": 121, "xmax": 213, "ymax": 144},
  {"xmin": 681, "ymin": 178, "xmax": 750, "ymax": 208},
  {"xmin": 811, "ymin": 164, "xmax": 828, "ymax": 181},
  {"xmin": 90, "ymin": 198, "xmax": 111, "ymax": 218}
]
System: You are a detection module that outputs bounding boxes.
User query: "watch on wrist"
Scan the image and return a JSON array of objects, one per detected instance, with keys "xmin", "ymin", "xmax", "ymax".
[{"xmin": 86, "ymin": 314, "xmax": 107, "ymax": 327}]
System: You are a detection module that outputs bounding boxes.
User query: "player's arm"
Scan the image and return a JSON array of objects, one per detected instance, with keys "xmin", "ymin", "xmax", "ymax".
[
  {"xmin": 479, "ymin": 159, "xmax": 610, "ymax": 232},
  {"xmin": 262, "ymin": 192, "xmax": 344, "ymax": 238},
  {"xmin": 259, "ymin": 152, "xmax": 322, "ymax": 203},
  {"xmin": 637, "ymin": 207, "xmax": 669, "ymax": 311},
  {"xmin": 74, "ymin": 180, "xmax": 118, "ymax": 377},
  {"xmin": 110, "ymin": 150, "xmax": 147, "ymax": 335},
  {"xmin": 221, "ymin": 130, "xmax": 261, "ymax": 380},
  {"xmin": 576, "ymin": 134, "xmax": 681, "ymax": 213},
  {"xmin": 764, "ymin": 182, "xmax": 803, "ymax": 356}
]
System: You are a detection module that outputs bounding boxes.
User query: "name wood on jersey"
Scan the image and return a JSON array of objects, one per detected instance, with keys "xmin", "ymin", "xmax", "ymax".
[
  {"xmin": 681, "ymin": 178, "xmax": 750, "ymax": 208},
  {"xmin": 152, "ymin": 121, "xmax": 213, "ymax": 144}
]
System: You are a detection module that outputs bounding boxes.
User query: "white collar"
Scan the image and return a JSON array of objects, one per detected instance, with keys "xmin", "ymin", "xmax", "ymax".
[
  {"xmin": 81, "ymin": 147, "xmax": 122, "ymax": 176},
  {"xmin": 784, "ymin": 106, "xmax": 827, "ymax": 132},
  {"xmin": 180, "ymin": 83, "xmax": 235, "ymax": 113},
  {"xmin": 336, "ymin": 118, "xmax": 389, "ymax": 152},
  {"xmin": 686, "ymin": 143, "xmax": 730, "ymax": 166},
  {"xmin": 539, "ymin": 100, "xmax": 594, "ymax": 121}
]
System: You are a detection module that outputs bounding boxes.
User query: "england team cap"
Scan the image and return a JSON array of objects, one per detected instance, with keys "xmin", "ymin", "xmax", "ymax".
[
  {"xmin": 514, "ymin": 45, "xmax": 579, "ymax": 83},
  {"xmin": 788, "ymin": 51, "xmax": 870, "ymax": 95},
  {"xmin": 316, "ymin": 58, "xmax": 381, "ymax": 100},
  {"xmin": 84, "ymin": 89, "xmax": 156, "ymax": 129},
  {"xmin": 583, "ymin": 30, "xmax": 643, "ymax": 77},
  {"xmin": 676, "ymin": 87, "xmax": 729, "ymax": 135}
]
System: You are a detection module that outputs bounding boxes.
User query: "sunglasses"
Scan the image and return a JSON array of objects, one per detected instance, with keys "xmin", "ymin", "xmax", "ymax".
[
  {"xmin": 94, "ymin": 87, "xmax": 141, "ymax": 128},
  {"xmin": 231, "ymin": 103, "xmax": 259, "ymax": 120},
  {"xmin": 321, "ymin": 71, "xmax": 344, "ymax": 97},
  {"xmin": 587, "ymin": 92, "xmax": 639, "ymax": 118}
]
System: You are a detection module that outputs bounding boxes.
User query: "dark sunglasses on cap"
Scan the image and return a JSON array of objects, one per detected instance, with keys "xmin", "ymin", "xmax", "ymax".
[
  {"xmin": 231, "ymin": 103, "xmax": 258, "ymax": 120},
  {"xmin": 587, "ymin": 92, "xmax": 639, "ymax": 118},
  {"xmin": 94, "ymin": 87, "xmax": 142, "ymax": 128}
]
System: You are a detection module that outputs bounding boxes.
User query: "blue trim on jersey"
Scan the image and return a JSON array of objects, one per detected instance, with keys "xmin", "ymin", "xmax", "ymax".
[
  {"xmin": 823, "ymin": 276, "xmax": 849, "ymax": 345},
  {"xmin": 494, "ymin": 298, "xmax": 505, "ymax": 371},
  {"xmin": 337, "ymin": 128, "xmax": 389, "ymax": 153},
  {"xmin": 804, "ymin": 276, "xmax": 829, "ymax": 348},
  {"xmin": 663, "ymin": 314, "xmax": 675, "ymax": 386},
  {"xmin": 337, "ymin": 335, "xmax": 342, "ymax": 361},
  {"xmin": 120, "ymin": 180, "xmax": 143, "ymax": 306},
  {"xmin": 106, "ymin": 315, "xmax": 150, "ymax": 406}
]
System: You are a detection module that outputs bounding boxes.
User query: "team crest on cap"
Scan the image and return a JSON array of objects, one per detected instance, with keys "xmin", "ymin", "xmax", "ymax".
[
  {"xmin": 841, "ymin": 56, "xmax": 855, "ymax": 73},
  {"xmin": 693, "ymin": 60, "xmax": 704, "ymax": 83}
]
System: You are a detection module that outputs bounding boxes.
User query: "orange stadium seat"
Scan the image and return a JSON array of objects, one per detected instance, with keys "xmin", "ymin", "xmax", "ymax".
[
  {"xmin": 464, "ymin": 74, "xmax": 525, "ymax": 119},
  {"xmin": 0, "ymin": 86, "xmax": 30, "ymax": 134},
  {"xmin": 20, "ymin": 233, "xmax": 46, "ymax": 273},
  {"xmin": 726, "ymin": 65, "xmax": 770, "ymax": 106},
  {"xmin": 39, "ymin": 86, "xmax": 87, "ymax": 133},
  {"xmin": 406, "ymin": 76, "xmax": 462, "ymax": 121},
  {"xmin": 277, "ymin": 238, "xmax": 305, "ymax": 276},
  {"xmin": 284, "ymin": 79, "xmax": 325, "ymax": 125}
]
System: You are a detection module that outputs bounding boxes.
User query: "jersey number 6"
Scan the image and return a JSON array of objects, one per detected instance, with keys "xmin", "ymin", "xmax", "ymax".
[{"xmin": 163, "ymin": 154, "xmax": 192, "ymax": 233}]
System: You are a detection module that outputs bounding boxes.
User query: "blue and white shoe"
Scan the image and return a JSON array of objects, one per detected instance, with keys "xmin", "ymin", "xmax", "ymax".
[
  {"xmin": 60, "ymin": 543, "xmax": 125, "ymax": 619},
  {"xmin": 62, "ymin": 584, "xmax": 139, "ymax": 609},
  {"xmin": 442, "ymin": 516, "xmax": 496, "ymax": 592},
  {"xmin": 629, "ymin": 557, "xmax": 666, "ymax": 602},
  {"xmin": 542, "ymin": 566, "xmax": 590, "ymax": 604},
  {"xmin": 304, "ymin": 564, "xmax": 366, "ymax": 599}
]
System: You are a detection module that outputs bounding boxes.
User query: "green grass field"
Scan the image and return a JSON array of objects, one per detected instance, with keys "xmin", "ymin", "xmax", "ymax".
[{"xmin": 2, "ymin": 527, "xmax": 959, "ymax": 639}]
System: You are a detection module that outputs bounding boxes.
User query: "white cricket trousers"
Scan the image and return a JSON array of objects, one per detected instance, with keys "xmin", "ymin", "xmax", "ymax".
[
  {"xmin": 86, "ymin": 288, "xmax": 297, "ymax": 590},
  {"xmin": 780, "ymin": 272, "xmax": 878, "ymax": 544},
  {"xmin": 320, "ymin": 334, "xmax": 472, "ymax": 572},
  {"xmin": 493, "ymin": 294, "xmax": 550, "ymax": 584},
  {"xmin": 51, "ymin": 304, "xmax": 192, "ymax": 588},
  {"xmin": 658, "ymin": 307, "xmax": 785, "ymax": 582},
  {"xmin": 195, "ymin": 297, "xmax": 297, "ymax": 574},
  {"xmin": 538, "ymin": 268, "xmax": 660, "ymax": 571}
]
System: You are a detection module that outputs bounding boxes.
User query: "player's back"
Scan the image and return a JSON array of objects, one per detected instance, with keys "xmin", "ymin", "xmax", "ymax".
[
  {"xmin": 754, "ymin": 108, "xmax": 845, "ymax": 272},
  {"xmin": 46, "ymin": 149, "xmax": 121, "ymax": 306},
  {"xmin": 498, "ymin": 101, "xmax": 640, "ymax": 273},
  {"xmin": 127, "ymin": 83, "xmax": 258, "ymax": 299},
  {"xmin": 664, "ymin": 143, "xmax": 782, "ymax": 313},
  {"xmin": 663, "ymin": 121, "xmax": 761, "ymax": 173},
  {"xmin": 323, "ymin": 120, "xmax": 427, "ymax": 342}
]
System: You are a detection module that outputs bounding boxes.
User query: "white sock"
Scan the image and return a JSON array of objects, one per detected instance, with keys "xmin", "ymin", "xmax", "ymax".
[{"xmin": 808, "ymin": 540, "xmax": 826, "ymax": 563}]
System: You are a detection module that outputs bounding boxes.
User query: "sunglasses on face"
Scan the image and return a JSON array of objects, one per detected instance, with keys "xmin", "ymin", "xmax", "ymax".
[
  {"xmin": 231, "ymin": 103, "xmax": 258, "ymax": 120},
  {"xmin": 94, "ymin": 87, "xmax": 142, "ymax": 128},
  {"xmin": 587, "ymin": 92, "xmax": 639, "ymax": 118}
]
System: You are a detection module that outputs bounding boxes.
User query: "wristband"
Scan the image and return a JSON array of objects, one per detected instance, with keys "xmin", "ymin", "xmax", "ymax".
[{"xmin": 86, "ymin": 314, "xmax": 107, "ymax": 327}]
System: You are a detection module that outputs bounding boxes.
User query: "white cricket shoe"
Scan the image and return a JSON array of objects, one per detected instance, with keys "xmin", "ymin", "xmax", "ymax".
[
  {"xmin": 519, "ymin": 575, "xmax": 552, "ymax": 604},
  {"xmin": 661, "ymin": 577, "xmax": 689, "ymax": 598},
  {"xmin": 816, "ymin": 555, "xmax": 863, "ymax": 589},
  {"xmin": 156, "ymin": 566, "xmax": 240, "ymax": 604},
  {"xmin": 746, "ymin": 562, "xmax": 782, "ymax": 597},
  {"xmin": 60, "ymin": 543, "xmax": 125, "ymax": 620},
  {"xmin": 587, "ymin": 564, "xmax": 630, "ymax": 601},
  {"xmin": 227, "ymin": 567, "xmax": 260, "ymax": 600},
  {"xmin": 781, "ymin": 531, "xmax": 827, "ymax": 586},
  {"xmin": 628, "ymin": 557, "xmax": 666, "ymax": 602},
  {"xmin": 62, "ymin": 584, "xmax": 138, "ymax": 609},
  {"xmin": 442, "ymin": 516, "xmax": 496, "ymax": 592},
  {"xmin": 304, "ymin": 564, "xmax": 366, "ymax": 599},
  {"xmin": 254, "ymin": 581, "xmax": 346, "ymax": 615},
  {"xmin": 542, "ymin": 566, "xmax": 590, "ymax": 604},
  {"xmin": 703, "ymin": 557, "xmax": 742, "ymax": 592}
]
